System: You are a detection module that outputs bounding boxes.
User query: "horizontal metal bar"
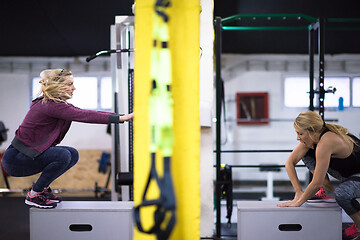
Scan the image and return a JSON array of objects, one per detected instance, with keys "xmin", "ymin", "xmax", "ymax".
[
  {"xmin": 222, "ymin": 24, "xmax": 360, "ymax": 32},
  {"xmin": 214, "ymin": 150, "xmax": 292, "ymax": 153},
  {"xmin": 224, "ymin": 118, "xmax": 338, "ymax": 123},
  {"xmin": 221, "ymin": 14, "xmax": 318, "ymax": 25},
  {"xmin": 222, "ymin": 26, "xmax": 308, "ymax": 31},
  {"xmin": 0, "ymin": 188, "xmax": 25, "ymax": 193},
  {"xmin": 327, "ymin": 18, "xmax": 360, "ymax": 23},
  {"xmin": 213, "ymin": 164, "xmax": 306, "ymax": 168},
  {"xmin": 326, "ymin": 26, "xmax": 360, "ymax": 31}
]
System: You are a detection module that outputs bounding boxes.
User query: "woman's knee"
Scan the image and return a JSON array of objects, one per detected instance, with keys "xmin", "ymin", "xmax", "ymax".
[
  {"xmin": 334, "ymin": 187, "xmax": 347, "ymax": 202},
  {"xmin": 69, "ymin": 151, "xmax": 79, "ymax": 168},
  {"xmin": 334, "ymin": 182, "xmax": 357, "ymax": 203},
  {"xmin": 71, "ymin": 148, "xmax": 79, "ymax": 164},
  {"xmin": 335, "ymin": 186, "xmax": 360, "ymax": 215},
  {"xmin": 56, "ymin": 150, "xmax": 73, "ymax": 167},
  {"xmin": 62, "ymin": 147, "xmax": 79, "ymax": 166}
]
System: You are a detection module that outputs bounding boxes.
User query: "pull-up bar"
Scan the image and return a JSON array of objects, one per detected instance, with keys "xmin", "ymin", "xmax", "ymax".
[
  {"xmin": 327, "ymin": 18, "xmax": 360, "ymax": 23},
  {"xmin": 221, "ymin": 14, "xmax": 360, "ymax": 31},
  {"xmin": 222, "ymin": 13, "xmax": 317, "ymax": 32},
  {"xmin": 221, "ymin": 13, "xmax": 318, "ymax": 25},
  {"xmin": 223, "ymin": 26, "xmax": 309, "ymax": 31}
]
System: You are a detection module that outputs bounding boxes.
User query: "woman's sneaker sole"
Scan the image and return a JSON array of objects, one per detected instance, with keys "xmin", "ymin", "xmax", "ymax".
[
  {"xmin": 307, "ymin": 198, "xmax": 336, "ymax": 203},
  {"xmin": 25, "ymin": 199, "xmax": 57, "ymax": 208}
]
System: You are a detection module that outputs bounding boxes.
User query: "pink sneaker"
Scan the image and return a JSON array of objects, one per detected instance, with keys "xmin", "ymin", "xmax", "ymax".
[
  {"xmin": 25, "ymin": 191, "xmax": 57, "ymax": 209},
  {"xmin": 343, "ymin": 224, "xmax": 360, "ymax": 240},
  {"xmin": 43, "ymin": 187, "xmax": 62, "ymax": 203},
  {"xmin": 307, "ymin": 187, "xmax": 336, "ymax": 203}
]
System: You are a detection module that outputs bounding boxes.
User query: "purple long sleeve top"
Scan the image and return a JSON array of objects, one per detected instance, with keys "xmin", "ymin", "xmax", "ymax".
[{"xmin": 12, "ymin": 97, "xmax": 121, "ymax": 158}]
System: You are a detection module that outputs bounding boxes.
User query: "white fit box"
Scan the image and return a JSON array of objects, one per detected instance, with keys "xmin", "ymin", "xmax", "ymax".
[
  {"xmin": 30, "ymin": 201, "xmax": 134, "ymax": 240},
  {"xmin": 237, "ymin": 201, "xmax": 342, "ymax": 240}
]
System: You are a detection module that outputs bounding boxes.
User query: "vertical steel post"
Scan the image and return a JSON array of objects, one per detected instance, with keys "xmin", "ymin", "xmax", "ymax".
[
  {"xmin": 127, "ymin": 27, "xmax": 134, "ymax": 201},
  {"xmin": 128, "ymin": 68, "xmax": 134, "ymax": 200},
  {"xmin": 308, "ymin": 24, "xmax": 316, "ymax": 184},
  {"xmin": 308, "ymin": 25, "xmax": 315, "ymax": 111},
  {"xmin": 214, "ymin": 16, "xmax": 222, "ymax": 238},
  {"xmin": 318, "ymin": 17, "xmax": 326, "ymax": 120},
  {"xmin": 114, "ymin": 92, "xmax": 120, "ymax": 193}
]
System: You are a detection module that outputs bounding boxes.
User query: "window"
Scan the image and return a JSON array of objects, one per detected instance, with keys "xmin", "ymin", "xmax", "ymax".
[
  {"xmin": 323, "ymin": 77, "xmax": 350, "ymax": 108},
  {"xmin": 353, "ymin": 77, "xmax": 360, "ymax": 107},
  {"xmin": 32, "ymin": 76, "xmax": 112, "ymax": 110},
  {"xmin": 100, "ymin": 77, "xmax": 112, "ymax": 109},
  {"xmin": 68, "ymin": 77, "xmax": 98, "ymax": 109},
  {"xmin": 284, "ymin": 76, "xmax": 351, "ymax": 109},
  {"xmin": 32, "ymin": 77, "xmax": 41, "ymax": 98},
  {"xmin": 284, "ymin": 77, "xmax": 310, "ymax": 107}
]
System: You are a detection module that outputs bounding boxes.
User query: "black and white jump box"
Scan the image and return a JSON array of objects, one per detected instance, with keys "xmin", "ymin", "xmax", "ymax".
[
  {"xmin": 237, "ymin": 201, "xmax": 342, "ymax": 240},
  {"xmin": 30, "ymin": 201, "xmax": 134, "ymax": 240}
]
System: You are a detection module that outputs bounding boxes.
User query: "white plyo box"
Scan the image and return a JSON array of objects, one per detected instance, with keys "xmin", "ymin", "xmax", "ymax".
[
  {"xmin": 237, "ymin": 201, "xmax": 342, "ymax": 240},
  {"xmin": 30, "ymin": 201, "xmax": 134, "ymax": 240}
]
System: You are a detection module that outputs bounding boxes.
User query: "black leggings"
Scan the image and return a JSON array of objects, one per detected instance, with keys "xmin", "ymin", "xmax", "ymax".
[{"xmin": 2, "ymin": 145, "xmax": 78, "ymax": 192}]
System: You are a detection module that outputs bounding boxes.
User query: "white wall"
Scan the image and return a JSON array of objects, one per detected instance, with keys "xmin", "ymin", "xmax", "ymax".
[
  {"xmin": 0, "ymin": 73, "xmax": 29, "ymax": 150},
  {"xmin": 199, "ymin": 0, "xmax": 214, "ymax": 237},
  {"xmin": 220, "ymin": 53, "xmax": 360, "ymax": 182},
  {"xmin": 0, "ymin": 58, "xmax": 113, "ymax": 151}
]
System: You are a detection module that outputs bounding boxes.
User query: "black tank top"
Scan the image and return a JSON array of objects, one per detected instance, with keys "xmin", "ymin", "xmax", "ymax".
[{"xmin": 315, "ymin": 128, "xmax": 360, "ymax": 178}]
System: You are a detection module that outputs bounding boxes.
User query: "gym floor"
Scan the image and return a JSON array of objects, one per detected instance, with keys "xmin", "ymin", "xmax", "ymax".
[
  {"xmin": 0, "ymin": 188, "xmax": 351, "ymax": 240},
  {"xmin": 1, "ymin": 195, "xmax": 30, "ymax": 240}
]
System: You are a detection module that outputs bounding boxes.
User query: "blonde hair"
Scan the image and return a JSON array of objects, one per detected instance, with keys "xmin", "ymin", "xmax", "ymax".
[
  {"xmin": 294, "ymin": 110, "xmax": 356, "ymax": 146},
  {"xmin": 38, "ymin": 69, "xmax": 72, "ymax": 103}
]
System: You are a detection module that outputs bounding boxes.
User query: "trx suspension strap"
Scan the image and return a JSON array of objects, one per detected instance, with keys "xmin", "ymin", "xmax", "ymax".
[{"xmin": 134, "ymin": 0, "xmax": 176, "ymax": 239}]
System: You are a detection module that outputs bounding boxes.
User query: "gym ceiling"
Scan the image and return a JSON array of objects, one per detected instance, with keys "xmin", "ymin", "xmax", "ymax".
[{"xmin": 1, "ymin": 0, "xmax": 359, "ymax": 57}]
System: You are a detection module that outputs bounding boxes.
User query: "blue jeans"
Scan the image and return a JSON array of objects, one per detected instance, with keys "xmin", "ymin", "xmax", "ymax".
[{"xmin": 2, "ymin": 145, "xmax": 78, "ymax": 192}]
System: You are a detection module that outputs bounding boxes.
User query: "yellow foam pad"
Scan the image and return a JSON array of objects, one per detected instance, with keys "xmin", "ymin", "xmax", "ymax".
[{"xmin": 133, "ymin": 0, "xmax": 200, "ymax": 239}]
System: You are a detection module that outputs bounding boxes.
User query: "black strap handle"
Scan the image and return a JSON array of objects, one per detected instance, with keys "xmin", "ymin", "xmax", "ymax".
[{"xmin": 134, "ymin": 154, "xmax": 176, "ymax": 239}]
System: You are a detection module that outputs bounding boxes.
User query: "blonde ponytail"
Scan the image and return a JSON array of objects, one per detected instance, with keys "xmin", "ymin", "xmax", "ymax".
[{"xmin": 294, "ymin": 111, "xmax": 357, "ymax": 147}]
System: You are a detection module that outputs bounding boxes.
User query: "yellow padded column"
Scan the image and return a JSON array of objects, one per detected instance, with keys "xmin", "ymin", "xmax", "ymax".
[{"xmin": 133, "ymin": 0, "xmax": 200, "ymax": 239}]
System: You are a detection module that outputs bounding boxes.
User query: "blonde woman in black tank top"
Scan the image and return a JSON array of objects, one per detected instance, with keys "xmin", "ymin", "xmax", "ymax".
[{"xmin": 277, "ymin": 111, "xmax": 360, "ymax": 240}]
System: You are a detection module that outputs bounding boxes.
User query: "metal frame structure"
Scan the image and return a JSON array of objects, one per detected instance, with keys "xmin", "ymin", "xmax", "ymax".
[
  {"xmin": 214, "ymin": 14, "xmax": 360, "ymax": 238},
  {"xmin": 110, "ymin": 16, "xmax": 135, "ymax": 201}
]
